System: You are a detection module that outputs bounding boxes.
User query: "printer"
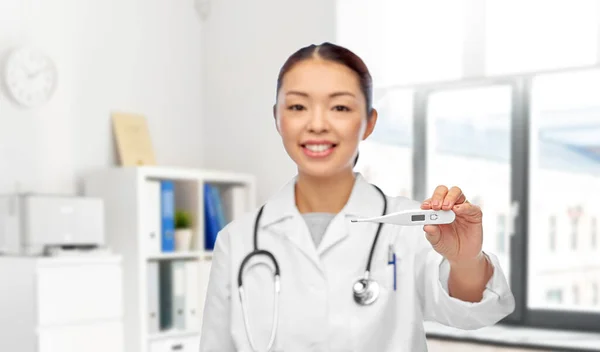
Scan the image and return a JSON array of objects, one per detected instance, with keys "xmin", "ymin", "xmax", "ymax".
[{"xmin": 0, "ymin": 194, "xmax": 105, "ymax": 256}]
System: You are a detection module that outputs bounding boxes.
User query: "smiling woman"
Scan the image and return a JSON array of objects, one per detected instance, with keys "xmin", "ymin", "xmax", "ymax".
[
  {"xmin": 272, "ymin": 43, "xmax": 378, "ymax": 186},
  {"xmin": 199, "ymin": 42, "xmax": 514, "ymax": 352}
]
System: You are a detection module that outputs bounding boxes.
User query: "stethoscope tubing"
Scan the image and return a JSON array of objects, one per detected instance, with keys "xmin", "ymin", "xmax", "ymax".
[
  {"xmin": 237, "ymin": 183, "xmax": 387, "ymax": 351},
  {"xmin": 238, "ymin": 260, "xmax": 280, "ymax": 352}
]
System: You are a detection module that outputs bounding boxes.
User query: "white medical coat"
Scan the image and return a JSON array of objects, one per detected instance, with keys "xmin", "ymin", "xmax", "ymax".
[{"xmin": 200, "ymin": 173, "xmax": 515, "ymax": 352}]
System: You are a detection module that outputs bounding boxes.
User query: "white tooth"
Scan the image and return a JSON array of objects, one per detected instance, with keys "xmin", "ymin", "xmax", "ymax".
[{"xmin": 306, "ymin": 144, "xmax": 332, "ymax": 152}]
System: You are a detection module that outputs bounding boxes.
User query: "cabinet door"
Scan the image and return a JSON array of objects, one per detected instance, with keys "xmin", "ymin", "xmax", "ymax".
[
  {"xmin": 36, "ymin": 262, "xmax": 122, "ymax": 326},
  {"xmin": 148, "ymin": 335, "xmax": 201, "ymax": 352},
  {"xmin": 37, "ymin": 321, "xmax": 124, "ymax": 352}
]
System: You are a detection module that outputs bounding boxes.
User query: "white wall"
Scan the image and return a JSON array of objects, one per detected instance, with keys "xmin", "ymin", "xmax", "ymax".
[
  {"xmin": 0, "ymin": 0, "xmax": 204, "ymax": 195},
  {"xmin": 201, "ymin": 0, "xmax": 337, "ymax": 204}
]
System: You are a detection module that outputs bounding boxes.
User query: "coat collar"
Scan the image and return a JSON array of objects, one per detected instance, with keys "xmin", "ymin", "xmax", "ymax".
[
  {"xmin": 258, "ymin": 172, "xmax": 387, "ymax": 272},
  {"xmin": 259, "ymin": 172, "xmax": 385, "ymax": 228}
]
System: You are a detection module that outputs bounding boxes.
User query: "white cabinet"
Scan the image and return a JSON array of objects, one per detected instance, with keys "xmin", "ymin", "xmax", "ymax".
[
  {"xmin": 0, "ymin": 255, "xmax": 124, "ymax": 352},
  {"xmin": 37, "ymin": 262, "xmax": 122, "ymax": 325},
  {"xmin": 37, "ymin": 321, "xmax": 124, "ymax": 352},
  {"xmin": 148, "ymin": 335, "xmax": 201, "ymax": 352}
]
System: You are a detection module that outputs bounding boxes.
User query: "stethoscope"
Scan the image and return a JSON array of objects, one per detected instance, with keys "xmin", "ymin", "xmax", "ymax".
[{"xmin": 237, "ymin": 184, "xmax": 387, "ymax": 352}]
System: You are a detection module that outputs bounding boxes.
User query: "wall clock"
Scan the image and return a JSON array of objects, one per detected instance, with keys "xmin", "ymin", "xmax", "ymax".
[{"xmin": 4, "ymin": 47, "xmax": 58, "ymax": 108}]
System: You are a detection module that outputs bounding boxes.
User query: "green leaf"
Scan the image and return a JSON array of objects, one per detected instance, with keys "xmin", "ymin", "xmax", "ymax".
[{"xmin": 175, "ymin": 209, "xmax": 192, "ymax": 229}]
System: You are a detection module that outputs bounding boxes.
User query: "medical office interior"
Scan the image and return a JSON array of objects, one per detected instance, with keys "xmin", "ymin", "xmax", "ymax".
[{"xmin": 1, "ymin": 0, "xmax": 600, "ymax": 351}]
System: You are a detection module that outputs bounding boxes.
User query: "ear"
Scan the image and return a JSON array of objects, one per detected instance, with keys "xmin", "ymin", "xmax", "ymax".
[
  {"xmin": 273, "ymin": 104, "xmax": 281, "ymax": 134},
  {"xmin": 361, "ymin": 108, "xmax": 378, "ymax": 140}
]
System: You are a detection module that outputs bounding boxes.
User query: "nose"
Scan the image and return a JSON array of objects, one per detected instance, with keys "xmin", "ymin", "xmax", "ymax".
[{"xmin": 307, "ymin": 106, "xmax": 329, "ymax": 133}]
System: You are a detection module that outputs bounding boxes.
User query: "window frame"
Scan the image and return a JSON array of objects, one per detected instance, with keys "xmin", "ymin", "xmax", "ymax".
[{"xmin": 401, "ymin": 67, "xmax": 600, "ymax": 334}]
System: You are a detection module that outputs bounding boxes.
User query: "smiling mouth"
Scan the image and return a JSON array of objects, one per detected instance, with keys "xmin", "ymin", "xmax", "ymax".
[
  {"xmin": 300, "ymin": 142, "xmax": 338, "ymax": 158},
  {"xmin": 301, "ymin": 143, "xmax": 337, "ymax": 152}
]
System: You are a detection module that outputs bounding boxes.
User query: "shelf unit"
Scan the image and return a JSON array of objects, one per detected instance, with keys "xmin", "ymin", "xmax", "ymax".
[{"xmin": 82, "ymin": 166, "xmax": 256, "ymax": 352}]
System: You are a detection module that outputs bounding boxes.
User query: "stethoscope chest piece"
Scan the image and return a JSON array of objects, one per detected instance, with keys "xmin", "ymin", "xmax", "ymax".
[{"xmin": 353, "ymin": 277, "xmax": 380, "ymax": 306}]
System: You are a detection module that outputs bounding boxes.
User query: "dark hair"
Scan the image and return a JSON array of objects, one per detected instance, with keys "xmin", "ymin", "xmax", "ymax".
[{"xmin": 275, "ymin": 42, "xmax": 373, "ymax": 115}]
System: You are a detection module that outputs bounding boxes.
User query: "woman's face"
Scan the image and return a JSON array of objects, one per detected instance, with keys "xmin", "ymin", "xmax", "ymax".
[{"xmin": 274, "ymin": 58, "xmax": 377, "ymax": 179}]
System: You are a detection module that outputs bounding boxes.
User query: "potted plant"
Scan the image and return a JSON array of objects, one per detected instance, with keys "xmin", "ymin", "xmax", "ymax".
[{"xmin": 174, "ymin": 209, "xmax": 193, "ymax": 251}]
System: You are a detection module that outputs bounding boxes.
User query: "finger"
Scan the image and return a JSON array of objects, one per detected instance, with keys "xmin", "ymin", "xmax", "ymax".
[
  {"xmin": 423, "ymin": 225, "xmax": 442, "ymax": 246},
  {"xmin": 443, "ymin": 186, "xmax": 463, "ymax": 210},
  {"xmin": 431, "ymin": 185, "xmax": 448, "ymax": 210},
  {"xmin": 453, "ymin": 202, "xmax": 481, "ymax": 217},
  {"xmin": 421, "ymin": 198, "xmax": 432, "ymax": 209}
]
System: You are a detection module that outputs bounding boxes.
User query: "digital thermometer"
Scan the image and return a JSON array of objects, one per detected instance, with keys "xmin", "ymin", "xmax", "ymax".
[{"xmin": 350, "ymin": 209, "xmax": 455, "ymax": 226}]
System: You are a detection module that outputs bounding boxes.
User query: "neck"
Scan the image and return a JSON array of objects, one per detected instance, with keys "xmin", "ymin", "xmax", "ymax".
[{"xmin": 295, "ymin": 169, "xmax": 356, "ymax": 214}]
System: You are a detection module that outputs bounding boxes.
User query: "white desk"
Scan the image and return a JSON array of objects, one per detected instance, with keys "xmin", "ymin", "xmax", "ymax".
[{"xmin": 0, "ymin": 254, "xmax": 124, "ymax": 352}]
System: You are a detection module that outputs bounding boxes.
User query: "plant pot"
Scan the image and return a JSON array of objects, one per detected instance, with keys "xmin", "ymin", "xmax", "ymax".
[{"xmin": 175, "ymin": 228, "xmax": 193, "ymax": 252}]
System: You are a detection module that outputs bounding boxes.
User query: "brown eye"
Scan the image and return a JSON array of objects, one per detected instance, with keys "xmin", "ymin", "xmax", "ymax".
[
  {"xmin": 288, "ymin": 104, "xmax": 305, "ymax": 111},
  {"xmin": 333, "ymin": 105, "xmax": 351, "ymax": 112}
]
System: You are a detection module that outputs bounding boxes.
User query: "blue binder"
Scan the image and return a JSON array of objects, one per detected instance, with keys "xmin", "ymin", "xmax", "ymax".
[
  {"xmin": 204, "ymin": 183, "xmax": 223, "ymax": 250},
  {"xmin": 211, "ymin": 185, "xmax": 227, "ymax": 230},
  {"xmin": 161, "ymin": 180, "xmax": 175, "ymax": 252}
]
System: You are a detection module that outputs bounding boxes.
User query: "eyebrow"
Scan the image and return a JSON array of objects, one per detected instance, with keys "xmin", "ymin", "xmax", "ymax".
[{"xmin": 285, "ymin": 91, "xmax": 356, "ymax": 98}]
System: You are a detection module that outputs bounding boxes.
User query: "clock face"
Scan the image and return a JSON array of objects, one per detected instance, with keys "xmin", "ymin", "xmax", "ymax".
[{"xmin": 4, "ymin": 47, "xmax": 58, "ymax": 108}]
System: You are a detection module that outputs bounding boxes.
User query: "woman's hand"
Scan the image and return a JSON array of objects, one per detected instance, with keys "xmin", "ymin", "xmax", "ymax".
[
  {"xmin": 420, "ymin": 185, "xmax": 484, "ymax": 265},
  {"xmin": 421, "ymin": 185, "xmax": 493, "ymax": 302}
]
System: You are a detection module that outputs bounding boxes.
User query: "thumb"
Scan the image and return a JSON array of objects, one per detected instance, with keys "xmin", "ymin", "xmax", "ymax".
[
  {"xmin": 453, "ymin": 202, "xmax": 482, "ymax": 219},
  {"xmin": 423, "ymin": 225, "xmax": 442, "ymax": 246}
]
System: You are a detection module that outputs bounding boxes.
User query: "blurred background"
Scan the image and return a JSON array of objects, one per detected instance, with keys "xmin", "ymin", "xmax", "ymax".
[{"xmin": 0, "ymin": 0, "xmax": 599, "ymax": 351}]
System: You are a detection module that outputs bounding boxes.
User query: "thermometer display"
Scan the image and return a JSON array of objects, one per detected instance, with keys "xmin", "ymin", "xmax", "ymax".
[{"xmin": 411, "ymin": 214, "xmax": 426, "ymax": 221}]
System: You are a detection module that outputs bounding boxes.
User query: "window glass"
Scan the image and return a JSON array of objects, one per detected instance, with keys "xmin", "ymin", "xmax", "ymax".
[
  {"xmin": 528, "ymin": 69, "xmax": 600, "ymax": 312},
  {"xmin": 485, "ymin": 0, "xmax": 599, "ymax": 75},
  {"xmin": 426, "ymin": 85, "xmax": 513, "ymax": 278},
  {"xmin": 336, "ymin": 0, "xmax": 466, "ymax": 87},
  {"xmin": 355, "ymin": 89, "xmax": 413, "ymax": 198}
]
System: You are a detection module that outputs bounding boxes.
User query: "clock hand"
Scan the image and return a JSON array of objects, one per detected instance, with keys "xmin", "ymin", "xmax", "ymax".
[{"xmin": 28, "ymin": 68, "xmax": 49, "ymax": 79}]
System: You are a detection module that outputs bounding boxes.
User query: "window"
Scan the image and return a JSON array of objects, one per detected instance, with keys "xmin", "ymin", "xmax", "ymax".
[
  {"xmin": 528, "ymin": 70, "xmax": 600, "ymax": 318},
  {"xmin": 567, "ymin": 206, "xmax": 583, "ymax": 251},
  {"xmin": 337, "ymin": 0, "xmax": 600, "ymax": 336},
  {"xmin": 426, "ymin": 85, "xmax": 513, "ymax": 277},
  {"xmin": 485, "ymin": 0, "xmax": 599, "ymax": 75},
  {"xmin": 546, "ymin": 289, "xmax": 563, "ymax": 304},
  {"xmin": 337, "ymin": 0, "xmax": 600, "ymax": 86},
  {"xmin": 354, "ymin": 89, "xmax": 413, "ymax": 198},
  {"xmin": 336, "ymin": 0, "xmax": 466, "ymax": 87},
  {"xmin": 548, "ymin": 216, "xmax": 557, "ymax": 252},
  {"xmin": 571, "ymin": 217, "xmax": 579, "ymax": 251}
]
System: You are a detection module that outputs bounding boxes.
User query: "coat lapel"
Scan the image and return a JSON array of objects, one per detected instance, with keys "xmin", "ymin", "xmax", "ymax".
[
  {"xmin": 258, "ymin": 173, "xmax": 387, "ymax": 270},
  {"xmin": 318, "ymin": 174, "xmax": 386, "ymax": 255},
  {"xmin": 259, "ymin": 176, "xmax": 323, "ymax": 273},
  {"xmin": 270, "ymin": 216, "xmax": 322, "ymax": 272}
]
